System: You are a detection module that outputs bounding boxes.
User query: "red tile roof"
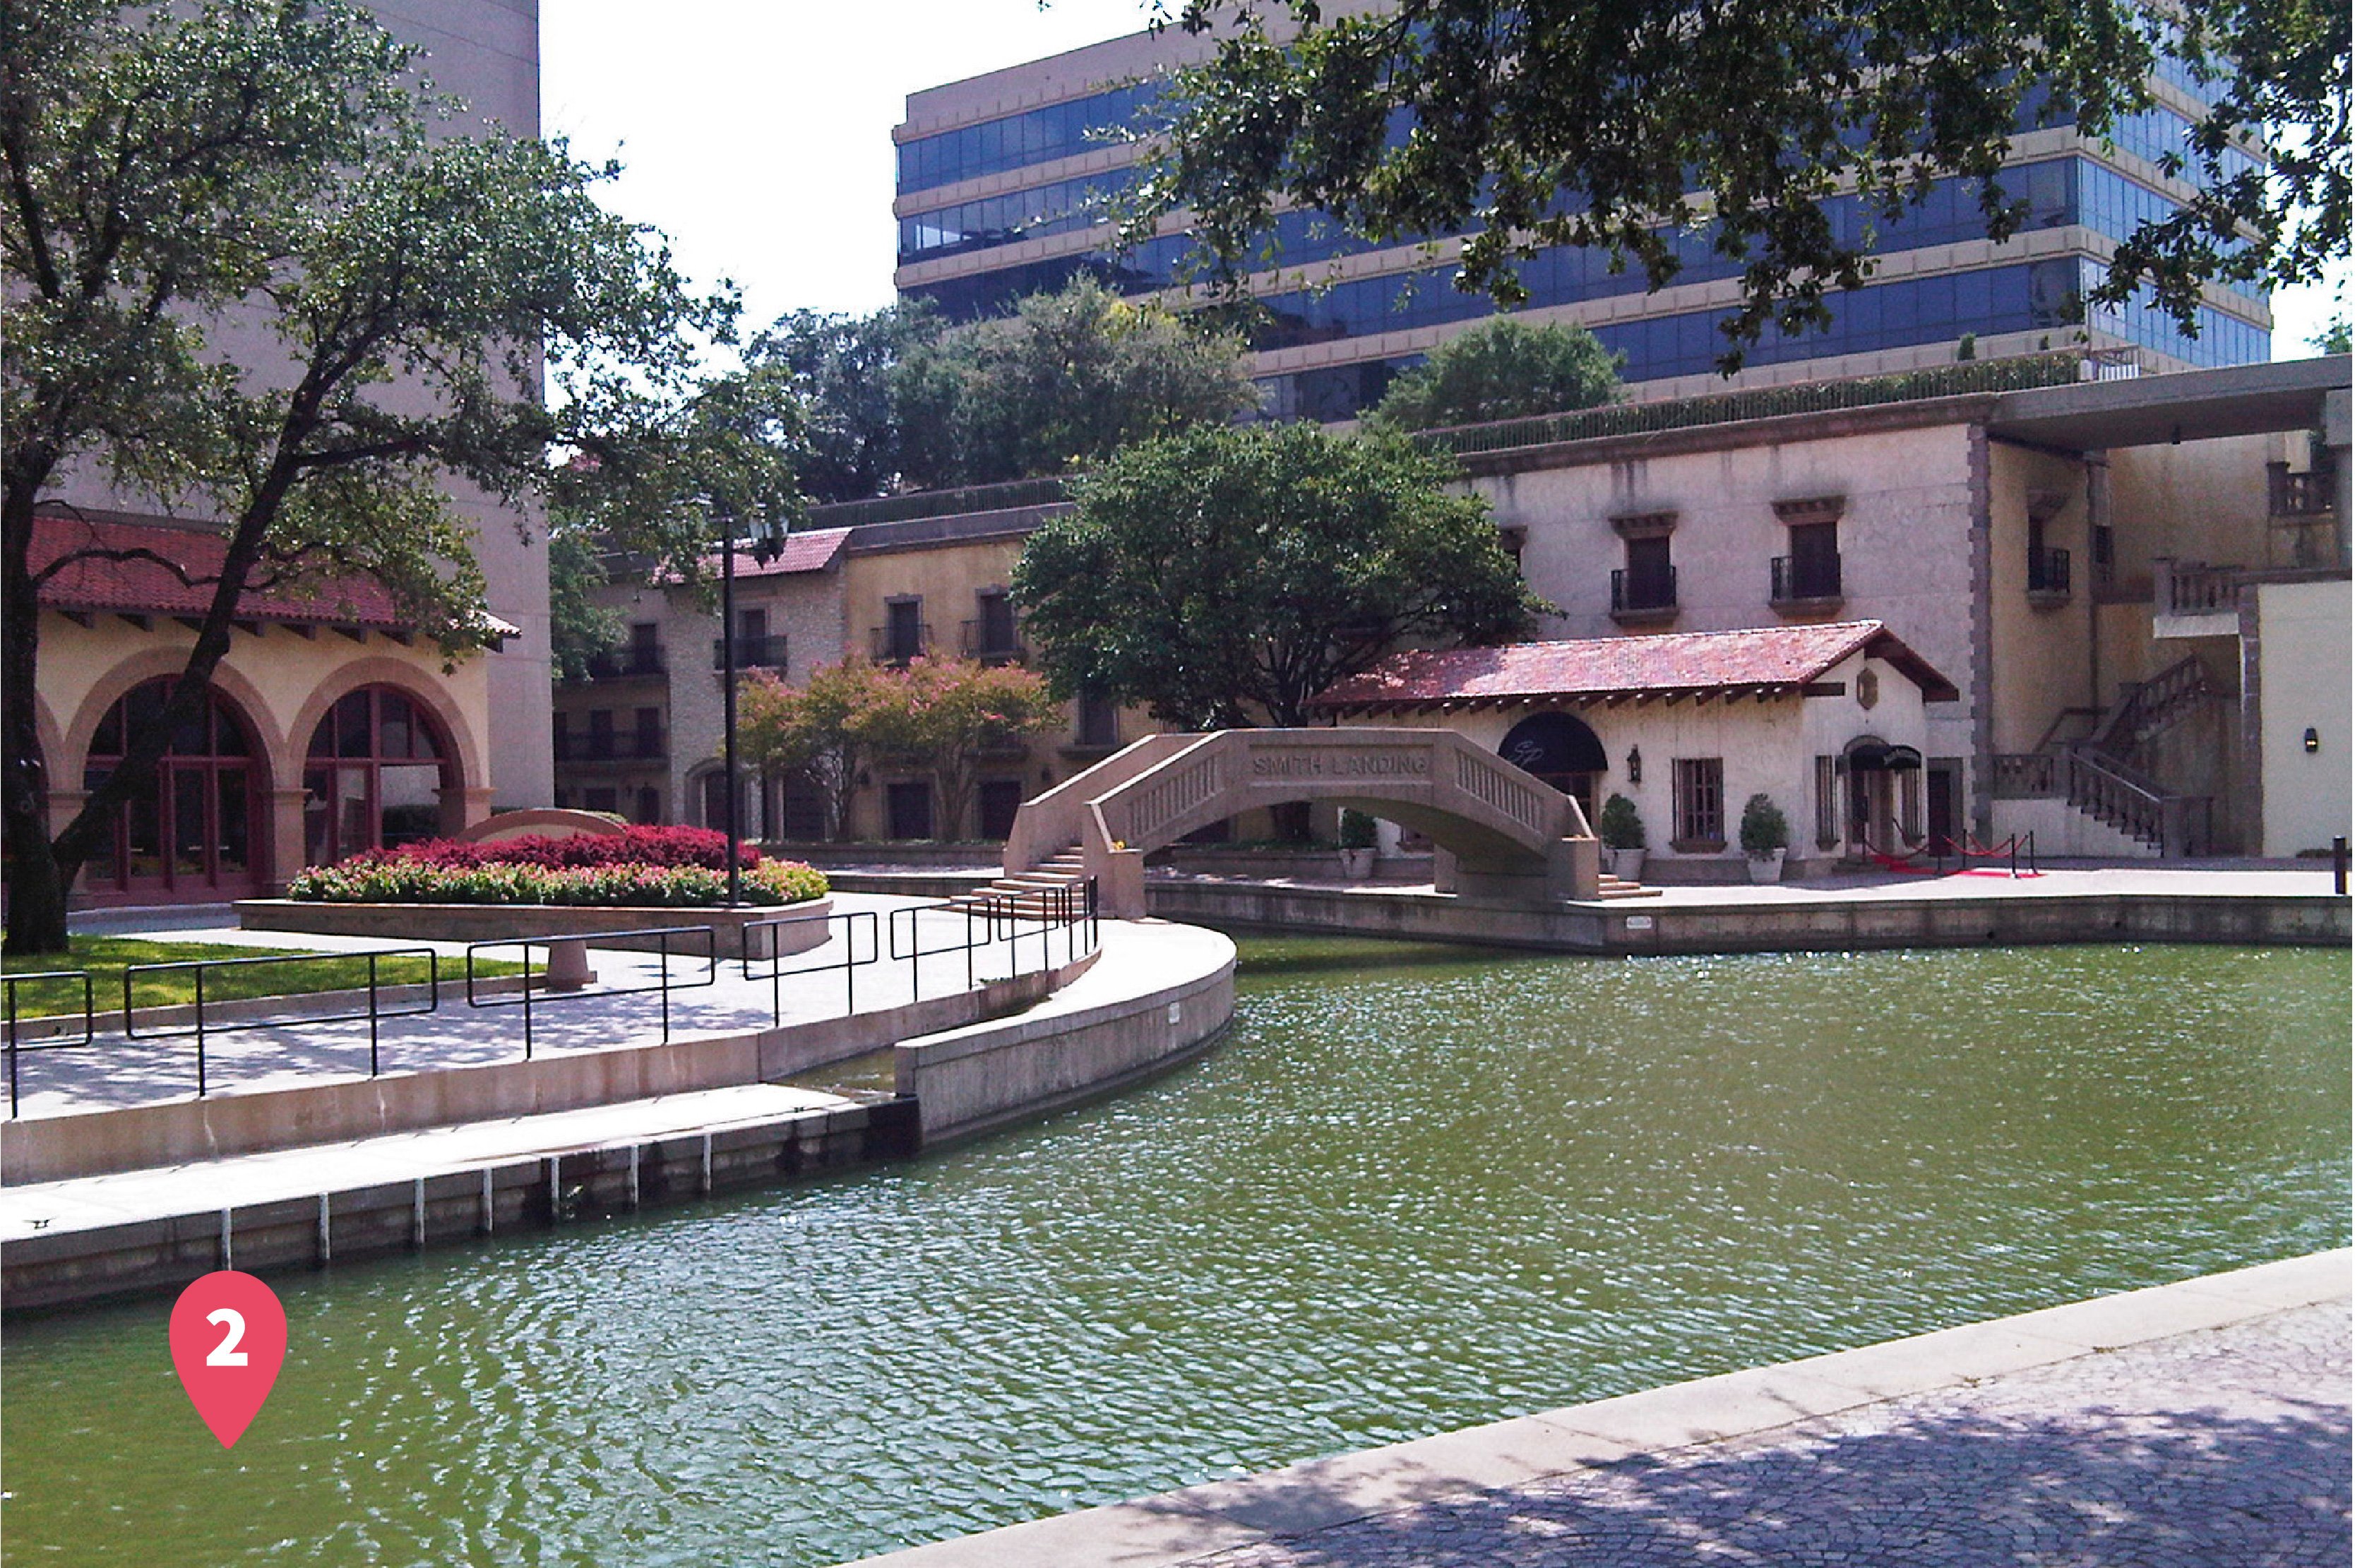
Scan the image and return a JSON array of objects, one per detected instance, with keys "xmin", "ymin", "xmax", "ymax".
[
  {"xmin": 1312, "ymin": 621, "xmax": 1960, "ymax": 710},
  {"xmin": 30, "ymin": 513, "xmax": 422, "ymax": 629},
  {"xmin": 698, "ymin": 527, "xmax": 850, "ymax": 580}
]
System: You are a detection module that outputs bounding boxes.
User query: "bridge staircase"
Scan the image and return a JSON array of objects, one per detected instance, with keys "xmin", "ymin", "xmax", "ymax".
[{"xmin": 1991, "ymin": 655, "xmax": 2219, "ymax": 857}]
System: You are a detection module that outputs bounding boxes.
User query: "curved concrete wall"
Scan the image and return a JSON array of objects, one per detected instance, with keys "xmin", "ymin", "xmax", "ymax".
[{"xmin": 898, "ymin": 922, "xmax": 1237, "ymax": 1145}]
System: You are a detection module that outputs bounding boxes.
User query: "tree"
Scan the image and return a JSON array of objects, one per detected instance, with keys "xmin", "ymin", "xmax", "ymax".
[
  {"xmin": 1369, "ymin": 316, "xmax": 1623, "ymax": 431},
  {"xmin": 547, "ymin": 520, "xmax": 624, "ymax": 685},
  {"xmin": 739, "ymin": 661, "xmax": 893, "ymax": 842},
  {"xmin": 1, "ymin": 0, "xmax": 731, "ymax": 953},
  {"xmin": 2312, "ymin": 316, "xmax": 2353, "ymax": 355},
  {"xmin": 745, "ymin": 301, "xmax": 942, "ymax": 503},
  {"xmin": 739, "ymin": 657, "xmax": 1061, "ymax": 841},
  {"xmin": 1013, "ymin": 422, "xmax": 1544, "ymax": 730},
  {"xmin": 902, "ymin": 275, "xmax": 1259, "ymax": 489},
  {"xmin": 861, "ymin": 657, "xmax": 1062, "ymax": 840},
  {"xmin": 1132, "ymin": 1, "xmax": 2349, "ymax": 369}
]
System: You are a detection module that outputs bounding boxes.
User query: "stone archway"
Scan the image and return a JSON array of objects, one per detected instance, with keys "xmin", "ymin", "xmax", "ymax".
[{"xmin": 1007, "ymin": 729, "xmax": 1601, "ymax": 915}]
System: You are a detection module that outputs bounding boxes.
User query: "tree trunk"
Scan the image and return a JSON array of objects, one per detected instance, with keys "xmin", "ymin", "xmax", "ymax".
[{"xmin": 2, "ymin": 477, "xmax": 73, "ymax": 955}]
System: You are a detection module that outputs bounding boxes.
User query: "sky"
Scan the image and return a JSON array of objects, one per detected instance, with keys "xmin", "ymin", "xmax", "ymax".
[{"xmin": 541, "ymin": 1, "xmax": 2344, "ymax": 360}]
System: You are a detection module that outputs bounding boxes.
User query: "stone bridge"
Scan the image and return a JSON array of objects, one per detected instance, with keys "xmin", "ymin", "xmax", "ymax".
[{"xmin": 1006, "ymin": 729, "xmax": 1600, "ymax": 917}]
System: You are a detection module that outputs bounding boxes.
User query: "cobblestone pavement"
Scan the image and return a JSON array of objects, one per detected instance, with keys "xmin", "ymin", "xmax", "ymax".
[{"xmin": 1175, "ymin": 1305, "xmax": 2351, "ymax": 1568}]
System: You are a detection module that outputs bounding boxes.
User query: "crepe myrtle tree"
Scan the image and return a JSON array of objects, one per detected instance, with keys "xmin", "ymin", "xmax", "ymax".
[
  {"xmin": 1013, "ymin": 421, "xmax": 1545, "ymax": 731},
  {"xmin": 1128, "ymin": 0, "xmax": 2348, "ymax": 368},
  {"xmin": 0, "ymin": 0, "xmax": 763, "ymax": 954}
]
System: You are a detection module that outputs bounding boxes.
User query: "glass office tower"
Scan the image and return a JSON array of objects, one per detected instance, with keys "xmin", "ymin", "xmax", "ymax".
[{"xmin": 894, "ymin": 30, "xmax": 2271, "ymax": 417}]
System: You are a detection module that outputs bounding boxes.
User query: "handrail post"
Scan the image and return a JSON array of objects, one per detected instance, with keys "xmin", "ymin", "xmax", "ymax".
[
  {"xmin": 2335, "ymin": 835, "xmax": 2349, "ymax": 897},
  {"xmin": 6, "ymin": 981, "xmax": 17, "ymax": 1120},
  {"xmin": 523, "ymin": 941, "xmax": 535, "ymax": 1060},
  {"xmin": 367, "ymin": 952, "xmax": 382, "ymax": 1077},
  {"xmin": 194, "ymin": 966, "xmax": 207, "ymax": 1099}
]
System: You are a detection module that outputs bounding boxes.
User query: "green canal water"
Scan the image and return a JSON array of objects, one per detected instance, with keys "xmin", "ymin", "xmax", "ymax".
[{"xmin": 3, "ymin": 940, "xmax": 2347, "ymax": 1566}]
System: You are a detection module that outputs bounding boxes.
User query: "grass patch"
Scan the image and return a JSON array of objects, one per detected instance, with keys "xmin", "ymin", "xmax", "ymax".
[{"xmin": 2, "ymin": 937, "xmax": 522, "ymax": 1017}]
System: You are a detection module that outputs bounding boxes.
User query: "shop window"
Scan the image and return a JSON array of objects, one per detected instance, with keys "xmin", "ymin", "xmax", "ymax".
[
  {"xmin": 634, "ymin": 787, "xmax": 661, "ymax": 825},
  {"xmin": 81, "ymin": 679, "xmax": 261, "ymax": 897},
  {"xmin": 781, "ymin": 777, "xmax": 829, "ymax": 841},
  {"xmin": 1672, "ymin": 758, "xmax": 1725, "ymax": 849},
  {"xmin": 1815, "ymin": 755, "xmax": 1842, "ymax": 849},
  {"xmin": 303, "ymin": 686, "xmax": 450, "ymax": 864}
]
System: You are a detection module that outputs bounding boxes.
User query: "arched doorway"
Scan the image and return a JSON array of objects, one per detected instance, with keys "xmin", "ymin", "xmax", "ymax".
[
  {"xmin": 1844, "ymin": 738, "xmax": 1924, "ymax": 854},
  {"xmin": 80, "ymin": 678, "xmax": 264, "ymax": 899},
  {"xmin": 303, "ymin": 685, "xmax": 453, "ymax": 863},
  {"xmin": 1498, "ymin": 711, "xmax": 1608, "ymax": 822}
]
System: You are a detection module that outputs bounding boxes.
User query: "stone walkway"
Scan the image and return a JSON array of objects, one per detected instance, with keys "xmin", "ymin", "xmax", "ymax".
[
  {"xmin": 13, "ymin": 892, "xmax": 1080, "ymax": 1115},
  {"xmin": 850, "ymin": 1251, "xmax": 2351, "ymax": 1567}
]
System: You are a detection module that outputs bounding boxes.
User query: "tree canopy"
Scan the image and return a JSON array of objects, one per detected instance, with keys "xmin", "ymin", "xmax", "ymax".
[
  {"xmin": 1013, "ymin": 422, "xmax": 1544, "ymax": 729},
  {"xmin": 1369, "ymin": 316, "xmax": 1622, "ymax": 431},
  {"xmin": 898, "ymin": 276, "xmax": 1260, "ymax": 489},
  {"xmin": 1133, "ymin": 0, "xmax": 2348, "ymax": 369},
  {"xmin": 1, "ymin": 0, "xmax": 742, "ymax": 951},
  {"xmin": 739, "ymin": 657, "xmax": 1061, "ymax": 841}
]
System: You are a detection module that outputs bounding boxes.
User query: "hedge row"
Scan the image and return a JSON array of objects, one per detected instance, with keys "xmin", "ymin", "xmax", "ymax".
[{"xmin": 285, "ymin": 856, "xmax": 828, "ymax": 907}]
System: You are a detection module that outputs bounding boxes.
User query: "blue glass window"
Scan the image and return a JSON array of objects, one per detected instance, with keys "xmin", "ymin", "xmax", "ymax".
[{"xmin": 898, "ymin": 80, "xmax": 1162, "ymax": 195}]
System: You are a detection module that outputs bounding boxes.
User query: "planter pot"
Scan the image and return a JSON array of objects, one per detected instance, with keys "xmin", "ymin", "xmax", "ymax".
[
  {"xmin": 1745, "ymin": 848, "xmax": 1787, "ymax": 885},
  {"xmin": 1337, "ymin": 847, "xmax": 1377, "ymax": 880},
  {"xmin": 1609, "ymin": 848, "xmax": 1647, "ymax": 880}
]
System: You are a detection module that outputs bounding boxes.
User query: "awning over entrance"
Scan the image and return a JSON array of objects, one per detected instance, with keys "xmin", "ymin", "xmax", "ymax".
[{"xmin": 1846, "ymin": 741, "xmax": 1924, "ymax": 772}]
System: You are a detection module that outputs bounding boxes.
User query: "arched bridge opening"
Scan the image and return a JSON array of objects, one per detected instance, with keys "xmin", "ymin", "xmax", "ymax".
[{"xmin": 1006, "ymin": 729, "xmax": 1602, "ymax": 916}]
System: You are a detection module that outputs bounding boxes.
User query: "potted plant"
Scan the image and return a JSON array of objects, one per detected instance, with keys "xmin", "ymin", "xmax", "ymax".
[
  {"xmin": 1336, "ymin": 808, "xmax": 1378, "ymax": 879},
  {"xmin": 1596, "ymin": 793, "xmax": 1647, "ymax": 880},
  {"xmin": 1739, "ymin": 793, "xmax": 1789, "ymax": 884}
]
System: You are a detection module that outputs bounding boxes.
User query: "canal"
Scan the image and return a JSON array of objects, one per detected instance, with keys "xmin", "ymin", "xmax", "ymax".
[{"xmin": 3, "ymin": 938, "xmax": 2347, "ymax": 1566}]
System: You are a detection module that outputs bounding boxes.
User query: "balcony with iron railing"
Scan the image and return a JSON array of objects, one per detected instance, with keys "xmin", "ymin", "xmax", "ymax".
[
  {"xmin": 960, "ymin": 619, "xmax": 1027, "ymax": 664},
  {"xmin": 568, "ymin": 646, "xmax": 665, "ymax": 683},
  {"xmin": 713, "ymin": 635, "xmax": 789, "ymax": 672},
  {"xmin": 554, "ymin": 731, "xmax": 667, "ymax": 764},
  {"xmin": 871, "ymin": 623, "xmax": 933, "ymax": 664},
  {"xmin": 2027, "ymin": 545, "xmax": 2072, "ymax": 605},
  {"xmin": 1769, "ymin": 553, "xmax": 1843, "ymax": 613},
  {"xmin": 1609, "ymin": 565, "xmax": 1679, "ymax": 625}
]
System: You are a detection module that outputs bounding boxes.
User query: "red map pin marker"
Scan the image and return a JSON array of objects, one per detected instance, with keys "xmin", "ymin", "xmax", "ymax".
[{"xmin": 168, "ymin": 1271, "xmax": 287, "ymax": 1449}]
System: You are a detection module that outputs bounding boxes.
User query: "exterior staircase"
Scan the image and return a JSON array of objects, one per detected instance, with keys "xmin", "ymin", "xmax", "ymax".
[
  {"xmin": 1991, "ymin": 654, "xmax": 2218, "ymax": 857},
  {"xmin": 1594, "ymin": 871, "xmax": 1660, "ymax": 899},
  {"xmin": 962, "ymin": 849, "xmax": 1090, "ymax": 919}
]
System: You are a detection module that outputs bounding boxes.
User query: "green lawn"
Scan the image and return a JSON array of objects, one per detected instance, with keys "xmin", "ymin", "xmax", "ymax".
[{"xmin": 2, "ymin": 937, "xmax": 520, "ymax": 1017}]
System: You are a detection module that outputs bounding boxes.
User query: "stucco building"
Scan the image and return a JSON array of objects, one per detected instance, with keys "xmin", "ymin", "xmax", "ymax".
[{"xmin": 25, "ymin": 0, "xmax": 551, "ymax": 908}]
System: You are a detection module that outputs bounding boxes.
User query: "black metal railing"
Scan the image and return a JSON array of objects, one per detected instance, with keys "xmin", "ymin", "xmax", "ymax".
[
  {"xmin": 888, "ymin": 881, "xmax": 1098, "ymax": 1001},
  {"xmin": 1770, "ymin": 553, "xmax": 1842, "ymax": 604},
  {"xmin": 1610, "ymin": 565, "xmax": 1678, "ymax": 615},
  {"xmin": 121, "ymin": 948, "xmax": 440, "ymax": 1096},
  {"xmin": 714, "ymin": 635, "xmax": 789, "ymax": 671},
  {"xmin": 2027, "ymin": 546, "xmax": 2072, "ymax": 596},
  {"xmin": 573, "ymin": 647, "xmax": 666, "ymax": 681},
  {"xmin": 960, "ymin": 620, "xmax": 1027, "ymax": 662},
  {"xmin": 871, "ymin": 624, "xmax": 933, "ymax": 664},
  {"xmin": 740, "ymin": 909, "xmax": 882, "ymax": 1024},
  {"xmin": 554, "ymin": 731, "xmax": 667, "ymax": 762},
  {"xmin": 4, "ymin": 970, "xmax": 94, "ymax": 1118},
  {"xmin": 464, "ymin": 926, "xmax": 717, "ymax": 1057}
]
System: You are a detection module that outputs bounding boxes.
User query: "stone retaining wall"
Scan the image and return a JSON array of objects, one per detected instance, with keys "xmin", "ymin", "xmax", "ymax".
[
  {"xmin": 1, "ymin": 1098, "xmax": 920, "ymax": 1311},
  {"xmin": 898, "ymin": 927, "xmax": 1236, "ymax": 1145},
  {"xmin": 1145, "ymin": 880, "xmax": 2350, "ymax": 952}
]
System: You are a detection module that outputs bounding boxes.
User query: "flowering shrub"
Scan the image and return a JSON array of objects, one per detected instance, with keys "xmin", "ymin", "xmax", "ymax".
[
  {"xmin": 378, "ymin": 825, "xmax": 753, "ymax": 873},
  {"xmin": 287, "ymin": 851, "xmax": 828, "ymax": 907}
]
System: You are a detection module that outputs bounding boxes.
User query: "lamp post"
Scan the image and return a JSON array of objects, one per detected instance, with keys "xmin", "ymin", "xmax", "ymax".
[{"xmin": 713, "ymin": 496, "xmax": 785, "ymax": 908}]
